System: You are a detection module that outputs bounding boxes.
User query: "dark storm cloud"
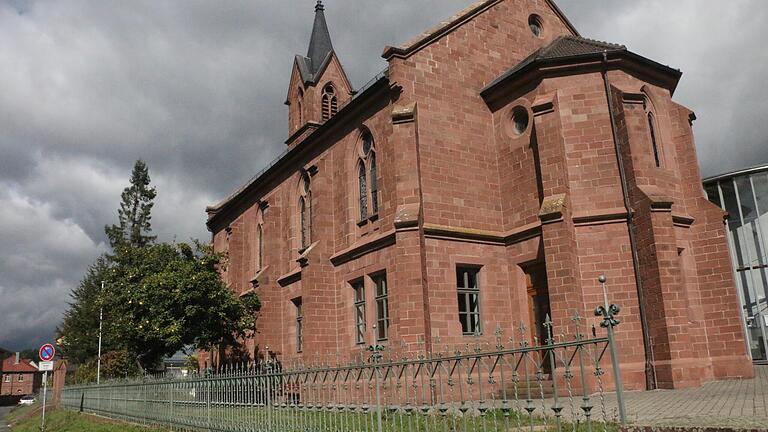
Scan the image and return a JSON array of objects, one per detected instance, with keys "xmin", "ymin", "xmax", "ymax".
[{"xmin": 1, "ymin": 0, "xmax": 766, "ymax": 351}]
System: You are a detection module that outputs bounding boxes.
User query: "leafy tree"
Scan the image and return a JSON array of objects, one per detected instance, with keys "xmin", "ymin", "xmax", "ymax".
[
  {"xmin": 60, "ymin": 159, "xmax": 260, "ymax": 378},
  {"xmin": 105, "ymin": 159, "xmax": 157, "ymax": 250},
  {"xmin": 103, "ymin": 241, "xmax": 260, "ymax": 371},
  {"xmin": 58, "ymin": 257, "xmax": 115, "ymax": 365}
]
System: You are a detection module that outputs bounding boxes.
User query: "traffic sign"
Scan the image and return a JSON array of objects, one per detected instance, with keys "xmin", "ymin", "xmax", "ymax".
[
  {"xmin": 39, "ymin": 343, "xmax": 55, "ymax": 362},
  {"xmin": 39, "ymin": 361, "xmax": 54, "ymax": 371}
]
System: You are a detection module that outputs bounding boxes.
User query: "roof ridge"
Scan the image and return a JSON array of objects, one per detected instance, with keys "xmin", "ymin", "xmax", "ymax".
[{"xmin": 568, "ymin": 35, "xmax": 626, "ymax": 50}]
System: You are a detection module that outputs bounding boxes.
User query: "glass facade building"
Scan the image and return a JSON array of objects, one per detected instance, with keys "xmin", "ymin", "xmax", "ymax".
[{"xmin": 704, "ymin": 164, "xmax": 768, "ymax": 362}]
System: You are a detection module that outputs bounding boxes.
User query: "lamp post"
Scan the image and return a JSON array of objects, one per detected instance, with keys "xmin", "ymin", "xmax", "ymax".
[{"xmin": 97, "ymin": 281, "xmax": 104, "ymax": 384}]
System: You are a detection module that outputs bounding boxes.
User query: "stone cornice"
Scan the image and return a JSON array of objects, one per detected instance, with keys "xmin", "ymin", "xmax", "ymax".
[{"xmin": 329, "ymin": 229, "xmax": 396, "ymax": 267}]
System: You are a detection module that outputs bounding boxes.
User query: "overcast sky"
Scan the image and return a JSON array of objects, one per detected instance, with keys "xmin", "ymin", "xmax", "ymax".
[{"xmin": 1, "ymin": 0, "xmax": 767, "ymax": 352}]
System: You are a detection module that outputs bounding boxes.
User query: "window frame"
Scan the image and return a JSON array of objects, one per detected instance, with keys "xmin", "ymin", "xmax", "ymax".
[
  {"xmin": 352, "ymin": 279, "xmax": 366, "ymax": 345},
  {"xmin": 358, "ymin": 161, "xmax": 368, "ymax": 221},
  {"xmin": 293, "ymin": 298, "xmax": 303, "ymax": 353},
  {"xmin": 17, "ymin": 373, "xmax": 24, "ymax": 382},
  {"xmin": 356, "ymin": 130, "xmax": 379, "ymax": 224},
  {"xmin": 298, "ymin": 172, "xmax": 311, "ymax": 252},
  {"xmin": 647, "ymin": 112, "xmax": 661, "ymax": 168},
  {"xmin": 257, "ymin": 223, "xmax": 264, "ymax": 270},
  {"xmin": 456, "ymin": 266, "xmax": 482, "ymax": 336},
  {"xmin": 373, "ymin": 272, "xmax": 389, "ymax": 342}
]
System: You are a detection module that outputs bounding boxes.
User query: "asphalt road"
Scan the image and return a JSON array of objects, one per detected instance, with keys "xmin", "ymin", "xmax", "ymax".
[{"xmin": 0, "ymin": 405, "xmax": 12, "ymax": 432}]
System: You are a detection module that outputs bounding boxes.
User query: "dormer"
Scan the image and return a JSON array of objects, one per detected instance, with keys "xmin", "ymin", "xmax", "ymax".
[{"xmin": 286, "ymin": 1, "xmax": 353, "ymax": 146}]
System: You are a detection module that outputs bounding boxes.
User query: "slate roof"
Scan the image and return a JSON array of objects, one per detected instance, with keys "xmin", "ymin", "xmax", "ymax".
[
  {"xmin": 296, "ymin": 1, "xmax": 335, "ymax": 84},
  {"xmin": 482, "ymin": 36, "xmax": 626, "ymax": 93}
]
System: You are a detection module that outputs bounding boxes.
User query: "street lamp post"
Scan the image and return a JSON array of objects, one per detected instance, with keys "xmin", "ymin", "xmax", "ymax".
[{"xmin": 97, "ymin": 281, "xmax": 104, "ymax": 384}]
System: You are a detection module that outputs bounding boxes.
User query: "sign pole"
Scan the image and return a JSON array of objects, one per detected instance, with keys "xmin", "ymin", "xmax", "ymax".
[
  {"xmin": 41, "ymin": 370, "xmax": 48, "ymax": 431},
  {"xmin": 97, "ymin": 281, "xmax": 104, "ymax": 385},
  {"xmin": 38, "ymin": 343, "xmax": 56, "ymax": 432}
]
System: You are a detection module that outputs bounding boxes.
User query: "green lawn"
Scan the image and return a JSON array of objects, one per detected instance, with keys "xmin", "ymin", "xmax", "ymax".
[{"xmin": 10, "ymin": 409, "xmax": 167, "ymax": 432}]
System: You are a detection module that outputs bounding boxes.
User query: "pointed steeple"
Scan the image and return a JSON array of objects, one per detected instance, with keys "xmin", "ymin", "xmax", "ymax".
[{"xmin": 306, "ymin": 1, "xmax": 334, "ymax": 75}]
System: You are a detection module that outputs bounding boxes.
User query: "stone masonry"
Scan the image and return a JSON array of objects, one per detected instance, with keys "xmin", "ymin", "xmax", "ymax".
[{"xmin": 202, "ymin": 0, "xmax": 754, "ymax": 391}]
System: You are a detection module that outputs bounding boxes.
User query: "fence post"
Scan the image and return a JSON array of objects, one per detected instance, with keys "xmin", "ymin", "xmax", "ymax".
[
  {"xmin": 206, "ymin": 378, "xmax": 212, "ymax": 431},
  {"xmin": 369, "ymin": 344, "xmax": 385, "ymax": 432},
  {"xmin": 595, "ymin": 275, "xmax": 627, "ymax": 426}
]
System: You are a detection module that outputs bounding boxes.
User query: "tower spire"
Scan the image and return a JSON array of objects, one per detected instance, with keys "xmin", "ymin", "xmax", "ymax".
[{"xmin": 306, "ymin": 0, "xmax": 334, "ymax": 73}]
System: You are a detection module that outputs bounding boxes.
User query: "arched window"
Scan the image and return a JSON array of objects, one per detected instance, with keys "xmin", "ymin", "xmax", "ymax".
[
  {"xmin": 297, "ymin": 88, "xmax": 304, "ymax": 125},
  {"xmin": 299, "ymin": 198, "xmax": 307, "ymax": 249},
  {"xmin": 356, "ymin": 130, "xmax": 378, "ymax": 222},
  {"xmin": 321, "ymin": 84, "xmax": 337, "ymax": 121},
  {"xmin": 298, "ymin": 173, "xmax": 311, "ymax": 250},
  {"xmin": 370, "ymin": 153, "xmax": 378, "ymax": 215},
  {"xmin": 257, "ymin": 224, "xmax": 264, "ymax": 269},
  {"xmin": 648, "ymin": 112, "xmax": 661, "ymax": 167},
  {"xmin": 358, "ymin": 162, "xmax": 368, "ymax": 220}
]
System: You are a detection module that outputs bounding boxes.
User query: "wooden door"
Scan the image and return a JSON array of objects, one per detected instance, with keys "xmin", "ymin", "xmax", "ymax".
[{"xmin": 525, "ymin": 264, "xmax": 551, "ymax": 345}]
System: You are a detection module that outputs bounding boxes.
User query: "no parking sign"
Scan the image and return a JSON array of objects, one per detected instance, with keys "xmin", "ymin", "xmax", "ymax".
[{"xmin": 39, "ymin": 343, "xmax": 55, "ymax": 361}]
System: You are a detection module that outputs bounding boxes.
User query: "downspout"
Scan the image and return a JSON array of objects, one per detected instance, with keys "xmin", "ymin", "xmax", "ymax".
[{"xmin": 601, "ymin": 51, "xmax": 658, "ymax": 390}]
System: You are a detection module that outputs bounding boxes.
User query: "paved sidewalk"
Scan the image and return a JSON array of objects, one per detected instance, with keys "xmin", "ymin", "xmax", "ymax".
[
  {"xmin": 0, "ymin": 406, "xmax": 12, "ymax": 432},
  {"xmin": 595, "ymin": 365, "xmax": 768, "ymax": 429}
]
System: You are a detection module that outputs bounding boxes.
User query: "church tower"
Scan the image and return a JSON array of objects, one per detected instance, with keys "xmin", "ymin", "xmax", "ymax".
[{"xmin": 286, "ymin": 1, "xmax": 353, "ymax": 145}]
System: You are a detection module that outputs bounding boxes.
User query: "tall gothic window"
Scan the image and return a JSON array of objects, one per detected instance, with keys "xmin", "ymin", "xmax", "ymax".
[
  {"xmin": 257, "ymin": 224, "xmax": 264, "ymax": 269},
  {"xmin": 370, "ymin": 154, "xmax": 378, "ymax": 215},
  {"xmin": 321, "ymin": 84, "xmax": 337, "ymax": 121},
  {"xmin": 299, "ymin": 173, "xmax": 311, "ymax": 250},
  {"xmin": 298, "ymin": 88, "xmax": 304, "ymax": 125},
  {"xmin": 648, "ymin": 112, "xmax": 661, "ymax": 167},
  {"xmin": 357, "ymin": 131, "xmax": 378, "ymax": 221},
  {"xmin": 358, "ymin": 162, "xmax": 368, "ymax": 220}
]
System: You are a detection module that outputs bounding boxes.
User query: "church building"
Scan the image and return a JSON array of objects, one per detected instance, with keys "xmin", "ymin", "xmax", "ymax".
[{"xmin": 205, "ymin": 0, "xmax": 753, "ymax": 390}]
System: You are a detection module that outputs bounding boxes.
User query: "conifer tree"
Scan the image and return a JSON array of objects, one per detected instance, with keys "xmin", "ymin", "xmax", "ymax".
[{"xmin": 105, "ymin": 159, "xmax": 157, "ymax": 249}]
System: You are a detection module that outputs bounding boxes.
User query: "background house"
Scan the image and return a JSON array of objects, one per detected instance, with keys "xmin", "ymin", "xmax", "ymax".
[{"xmin": 0, "ymin": 353, "xmax": 43, "ymax": 396}]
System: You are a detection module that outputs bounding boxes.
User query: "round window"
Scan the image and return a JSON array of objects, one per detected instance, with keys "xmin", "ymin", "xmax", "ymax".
[
  {"xmin": 528, "ymin": 15, "xmax": 543, "ymax": 38},
  {"xmin": 511, "ymin": 106, "xmax": 530, "ymax": 135}
]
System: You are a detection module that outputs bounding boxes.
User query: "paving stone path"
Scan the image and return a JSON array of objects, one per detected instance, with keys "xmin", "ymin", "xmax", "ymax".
[{"xmin": 592, "ymin": 365, "xmax": 768, "ymax": 429}]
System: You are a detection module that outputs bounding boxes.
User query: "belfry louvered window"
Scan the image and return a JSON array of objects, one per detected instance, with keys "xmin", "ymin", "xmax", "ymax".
[{"xmin": 322, "ymin": 84, "xmax": 337, "ymax": 121}]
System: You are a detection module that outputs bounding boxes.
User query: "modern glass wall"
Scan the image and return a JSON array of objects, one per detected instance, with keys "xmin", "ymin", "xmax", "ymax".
[{"xmin": 705, "ymin": 165, "xmax": 768, "ymax": 362}]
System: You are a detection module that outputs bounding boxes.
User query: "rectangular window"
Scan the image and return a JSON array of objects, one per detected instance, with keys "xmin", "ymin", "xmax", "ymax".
[
  {"xmin": 352, "ymin": 280, "xmax": 366, "ymax": 344},
  {"xmin": 293, "ymin": 298, "xmax": 303, "ymax": 353},
  {"xmin": 457, "ymin": 267, "xmax": 481, "ymax": 335},
  {"xmin": 374, "ymin": 273, "xmax": 389, "ymax": 341},
  {"xmin": 3, "ymin": 375, "xmax": 9, "ymax": 383},
  {"xmin": 17, "ymin": 374, "xmax": 24, "ymax": 382}
]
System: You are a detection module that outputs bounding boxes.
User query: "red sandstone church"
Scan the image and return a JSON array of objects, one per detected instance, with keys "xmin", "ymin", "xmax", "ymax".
[{"xmin": 204, "ymin": 0, "xmax": 753, "ymax": 390}]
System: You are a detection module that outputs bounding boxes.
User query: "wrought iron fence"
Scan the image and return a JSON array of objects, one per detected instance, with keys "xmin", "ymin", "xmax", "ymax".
[{"xmin": 62, "ymin": 302, "xmax": 626, "ymax": 431}]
